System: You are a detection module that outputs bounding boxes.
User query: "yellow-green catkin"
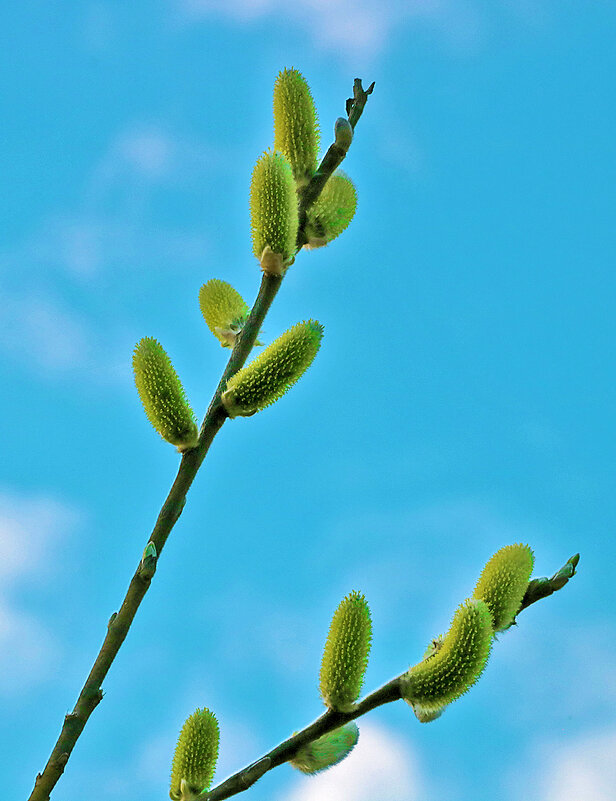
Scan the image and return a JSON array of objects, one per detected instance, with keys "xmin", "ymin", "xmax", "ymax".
[
  {"xmin": 400, "ymin": 599, "xmax": 493, "ymax": 722},
  {"xmin": 221, "ymin": 320, "xmax": 323, "ymax": 418},
  {"xmin": 250, "ymin": 150, "xmax": 298, "ymax": 274},
  {"xmin": 133, "ymin": 337, "xmax": 198, "ymax": 452},
  {"xmin": 169, "ymin": 707, "xmax": 219, "ymax": 801},
  {"xmin": 290, "ymin": 723, "xmax": 359, "ymax": 774},
  {"xmin": 473, "ymin": 544, "xmax": 535, "ymax": 632},
  {"xmin": 304, "ymin": 171, "xmax": 357, "ymax": 249},
  {"xmin": 273, "ymin": 67, "xmax": 320, "ymax": 187},
  {"xmin": 319, "ymin": 591, "xmax": 372, "ymax": 712},
  {"xmin": 199, "ymin": 279, "xmax": 250, "ymax": 349}
]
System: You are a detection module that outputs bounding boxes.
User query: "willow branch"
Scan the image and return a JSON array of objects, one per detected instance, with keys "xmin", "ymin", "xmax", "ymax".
[
  {"xmin": 198, "ymin": 553, "xmax": 578, "ymax": 801},
  {"xmin": 27, "ymin": 78, "xmax": 373, "ymax": 801}
]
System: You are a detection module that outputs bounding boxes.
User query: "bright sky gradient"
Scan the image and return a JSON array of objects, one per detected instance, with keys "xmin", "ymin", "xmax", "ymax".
[{"xmin": 2, "ymin": 2, "xmax": 615, "ymax": 800}]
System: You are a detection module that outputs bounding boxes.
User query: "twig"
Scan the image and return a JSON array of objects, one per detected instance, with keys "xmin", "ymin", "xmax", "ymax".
[
  {"xmin": 198, "ymin": 554, "xmax": 578, "ymax": 801},
  {"xmin": 27, "ymin": 78, "xmax": 373, "ymax": 801}
]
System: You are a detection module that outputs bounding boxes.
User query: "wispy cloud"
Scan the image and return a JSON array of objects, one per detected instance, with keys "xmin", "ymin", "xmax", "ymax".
[
  {"xmin": 278, "ymin": 720, "xmax": 424, "ymax": 801},
  {"xmin": 0, "ymin": 489, "xmax": 81, "ymax": 694},
  {"xmin": 536, "ymin": 729, "xmax": 616, "ymax": 801}
]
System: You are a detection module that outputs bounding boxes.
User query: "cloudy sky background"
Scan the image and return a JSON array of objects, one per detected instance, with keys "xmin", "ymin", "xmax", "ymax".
[{"xmin": 2, "ymin": 2, "xmax": 615, "ymax": 800}]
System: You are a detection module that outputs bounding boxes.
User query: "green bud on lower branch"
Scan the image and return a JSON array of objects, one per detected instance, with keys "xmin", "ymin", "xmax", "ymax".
[
  {"xmin": 473, "ymin": 544, "xmax": 535, "ymax": 632},
  {"xmin": 170, "ymin": 708, "xmax": 219, "ymax": 801},
  {"xmin": 273, "ymin": 67, "xmax": 320, "ymax": 187},
  {"xmin": 319, "ymin": 591, "xmax": 372, "ymax": 712},
  {"xmin": 221, "ymin": 320, "xmax": 323, "ymax": 418},
  {"xmin": 290, "ymin": 723, "xmax": 359, "ymax": 774},
  {"xmin": 304, "ymin": 171, "xmax": 357, "ymax": 249},
  {"xmin": 250, "ymin": 150, "xmax": 299, "ymax": 274},
  {"xmin": 400, "ymin": 599, "xmax": 492, "ymax": 722},
  {"xmin": 199, "ymin": 279, "xmax": 250, "ymax": 349},
  {"xmin": 133, "ymin": 337, "xmax": 199, "ymax": 452}
]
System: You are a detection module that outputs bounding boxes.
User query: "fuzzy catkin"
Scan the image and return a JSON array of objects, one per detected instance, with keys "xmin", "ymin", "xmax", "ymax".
[
  {"xmin": 133, "ymin": 337, "xmax": 198, "ymax": 451},
  {"xmin": 273, "ymin": 67, "xmax": 320, "ymax": 186},
  {"xmin": 290, "ymin": 723, "xmax": 359, "ymax": 774},
  {"xmin": 250, "ymin": 150, "xmax": 298, "ymax": 268},
  {"xmin": 319, "ymin": 591, "xmax": 372, "ymax": 712},
  {"xmin": 473, "ymin": 544, "xmax": 535, "ymax": 631},
  {"xmin": 169, "ymin": 708, "xmax": 219, "ymax": 800},
  {"xmin": 221, "ymin": 320, "xmax": 323, "ymax": 417},
  {"xmin": 304, "ymin": 171, "xmax": 357, "ymax": 248},
  {"xmin": 400, "ymin": 599, "xmax": 493, "ymax": 721},
  {"xmin": 199, "ymin": 279, "xmax": 249, "ymax": 349}
]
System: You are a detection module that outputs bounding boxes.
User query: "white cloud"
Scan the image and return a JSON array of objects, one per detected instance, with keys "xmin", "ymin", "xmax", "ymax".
[
  {"xmin": 278, "ymin": 721, "xmax": 423, "ymax": 801},
  {"xmin": 0, "ymin": 603, "xmax": 60, "ymax": 693},
  {"xmin": 537, "ymin": 729, "xmax": 616, "ymax": 801}
]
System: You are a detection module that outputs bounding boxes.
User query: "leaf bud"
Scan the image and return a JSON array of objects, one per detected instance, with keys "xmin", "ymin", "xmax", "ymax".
[
  {"xmin": 334, "ymin": 116, "xmax": 353, "ymax": 151},
  {"xmin": 273, "ymin": 67, "xmax": 320, "ymax": 186},
  {"xmin": 400, "ymin": 599, "xmax": 492, "ymax": 721},
  {"xmin": 473, "ymin": 544, "xmax": 535, "ymax": 632},
  {"xmin": 319, "ymin": 590, "xmax": 372, "ymax": 712},
  {"xmin": 250, "ymin": 150, "xmax": 299, "ymax": 272},
  {"xmin": 169, "ymin": 707, "xmax": 219, "ymax": 801},
  {"xmin": 290, "ymin": 723, "xmax": 359, "ymax": 774},
  {"xmin": 133, "ymin": 337, "xmax": 198, "ymax": 452},
  {"xmin": 221, "ymin": 320, "xmax": 323, "ymax": 418}
]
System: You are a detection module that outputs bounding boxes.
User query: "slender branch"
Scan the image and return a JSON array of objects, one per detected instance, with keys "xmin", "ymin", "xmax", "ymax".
[
  {"xmin": 27, "ymin": 78, "xmax": 373, "ymax": 801},
  {"xmin": 198, "ymin": 554, "xmax": 578, "ymax": 801}
]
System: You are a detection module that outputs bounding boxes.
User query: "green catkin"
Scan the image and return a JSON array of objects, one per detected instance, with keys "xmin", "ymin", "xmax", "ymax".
[
  {"xmin": 304, "ymin": 171, "xmax": 357, "ymax": 248},
  {"xmin": 473, "ymin": 544, "xmax": 535, "ymax": 632},
  {"xmin": 250, "ymin": 150, "xmax": 298, "ymax": 273},
  {"xmin": 221, "ymin": 320, "xmax": 323, "ymax": 418},
  {"xmin": 319, "ymin": 591, "xmax": 372, "ymax": 712},
  {"xmin": 273, "ymin": 67, "xmax": 320, "ymax": 186},
  {"xmin": 199, "ymin": 279, "xmax": 249, "ymax": 349},
  {"xmin": 400, "ymin": 599, "xmax": 493, "ymax": 722},
  {"xmin": 169, "ymin": 708, "xmax": 219, "ymax": 801},
  {"xmin": 290, "ymin": 723, "xmax": 359, "ymax": 774},
  {"xmin": 133, "ymin": 337, "xmax": 198, "ymax": 452}
]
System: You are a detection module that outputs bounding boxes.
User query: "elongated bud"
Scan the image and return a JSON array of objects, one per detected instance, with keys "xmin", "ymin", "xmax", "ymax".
[
  {"xmin": 169, "ymin": 707, "xmax": 219, "ymax": 801},
  {"xmin": 334, "ymin": 117, "xmax": 353, "ymax": 151},
  {"xmin": 400, "ymin": 599, "xmax": 492, "ymax": 722},
  {"xmin": 473, "ymin": 544, "xmax": 535, "ymax": 632},
  {"xmin": 221, "ymin": 320, "xmax": 323, "ymax": 418},
  {"xmin": 273, "ymin": 67, "xmax": 320, "ymax": 186},
  {"xmin": 304, "ymin": 171, "xmax": 357, "ymax": 249},
  {"xmin": 290, "ymin": 723, "xmax": 359, "ymax": 774},
  {"xmin": 199, "ymin": 279, "xmax": 250, "ymax": 349},
  {"xmin": 250, "ymin": 150, "xmax": 299, "ymax": 273},
  {"xmin": 319, "ymin": 590, "xmax": 372, "ymax": 712},
  {"xmin": 133, "ymin": 337, "xmax": 198, "ymax": 452}
]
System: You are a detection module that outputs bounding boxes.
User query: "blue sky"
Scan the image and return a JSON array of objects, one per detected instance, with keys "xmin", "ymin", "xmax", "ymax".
[{"xmin": 2, "ymin": 2, "xmax": 615, "ymax": 800}]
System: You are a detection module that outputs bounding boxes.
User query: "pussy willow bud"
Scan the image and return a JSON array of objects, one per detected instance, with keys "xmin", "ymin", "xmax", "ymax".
[
  {"xmin": 290, "ymin": 723, "xmax": 359, "ymax": 774},
  {"xmin": 199, "ymin": 279, "xmax": 249, "ymax": 349},
  {"xmin": 133, "ymin": 337, "xmax": 198, "ymax": 452},
  {"xmin": 250, "ymin": 150, "xmax": 299, "ymax": 273},
  {"xmin": 473, "ymin": 544, "xmax": 535, "ymax": 632},
  {"xmin": 334, "ymin": 117, "xmax": 353, "ymax": 151},
  {"xmin": 273, "ymin": 67, "xmax": 320, "ymax": 186},
  {"xmin": 221, "ymin": 320, "xmax": 323, "ymax": 418},
  {"xmin": 400, "ymin": 599, "xmax": 493, "ymax": 722},
  {"xmin": 319, "ymin": 590, "xmax": 372, "ymax": 712},
  {"xmin": 169, "ymin": 708, "xmax": 219, "ymax": 801},
  {"xmin": 304, "ymin": 171, "xmax": 357, "ymax": 249}
]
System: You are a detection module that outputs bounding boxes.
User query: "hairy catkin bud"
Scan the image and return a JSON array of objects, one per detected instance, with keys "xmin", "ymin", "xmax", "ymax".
[
  {"xmin": 169, "ymin": 708, "xmax": 219, "ymax": 801},
  {"xmin": 250, "ymin": 150, "xmax": 298, "ymax": 274},
  {"xmin": 400, "ymin": 599, "xmax": 493, "ymax": 722},
  {"xmin": 273, "ymin": 67, "xmax": 320, "ymax": 186},
  {"xmin": 473, "ymin": 544, "xmax": 535, "ymax": 632},
  {"xmin": 319, "ymin": 591, "xmax": 372, "ymax": 712},
  {"xmin": 199, "ymin": 279, "xmax": 250, "ymax": 349},
  {"xmin": 290, "ymin": 723, "xmax": 359, "ymax": 774},
  {"xmin": 304, "ymin": 171, "xmax": 357, "ymax": 249},
  {"xmin": 133, "ymin": 337, "xmax": 198, "ymax": 452},
  {"xmin": 221, "ymin": 320, "xmax": 323, "ymax": 418}
]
